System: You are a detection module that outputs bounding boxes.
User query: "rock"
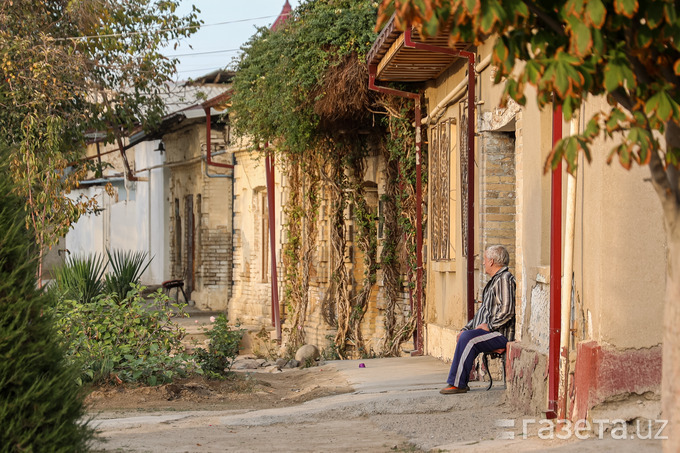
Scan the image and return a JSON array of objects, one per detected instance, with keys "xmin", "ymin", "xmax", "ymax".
[
  {"xmin": 275, "ymin": 358, "xmax": 288, "ymax": 368},
  {"xmin": 263, "ymin": 365, "xmax": 282, "ymax": 373},
  {"xmin": 285, "ymin": 359, "xmax": 299, "ymax": 368},
  {"xmin": 232, "ymin": 358, "xmax": 262, "ymax": 370},
  {"xmin": 295, "ymin": 344, "xmax": 320, "ymax": 364}
]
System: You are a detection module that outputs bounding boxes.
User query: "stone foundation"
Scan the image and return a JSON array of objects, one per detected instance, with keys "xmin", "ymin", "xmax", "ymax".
[{"xmin": 506, "ymin": 341, "xmax": 548, "ymax": 416}]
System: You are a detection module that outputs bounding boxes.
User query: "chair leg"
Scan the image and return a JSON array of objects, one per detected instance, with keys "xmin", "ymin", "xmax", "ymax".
[{"xmin": 483, "ymin": 353, "xmax": 493, "ymax": 391}]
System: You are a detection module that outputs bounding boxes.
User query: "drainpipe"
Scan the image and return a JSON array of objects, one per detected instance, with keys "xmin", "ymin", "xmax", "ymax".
[
  {"xmin": 547, "ymin": 102, "xmax": 563, "ymax": 419},
  {"xmin": 403, "ymin": 28, "xmax": 477, "ymax": 322},
  {"xmin": 368, "ymin": 64, "xmax": 424, "ymax": 354},
  {"xmin": 559, "ymin": 114, "xmax": 579, "ymax": 419},
  {"xmin": 265, "ymin": 147, "xmax": 282, "ymax": 342}
]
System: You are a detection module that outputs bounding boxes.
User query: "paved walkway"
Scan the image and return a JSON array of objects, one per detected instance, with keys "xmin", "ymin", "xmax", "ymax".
[{"xmin": 92, "ymin": 356, "xmax": 663, "ymax": 452}]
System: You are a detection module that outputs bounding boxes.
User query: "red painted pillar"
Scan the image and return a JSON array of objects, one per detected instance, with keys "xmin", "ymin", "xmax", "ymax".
[{"xmin": 547, "ymin": 103, "xmax": 563, "ymax": 419}]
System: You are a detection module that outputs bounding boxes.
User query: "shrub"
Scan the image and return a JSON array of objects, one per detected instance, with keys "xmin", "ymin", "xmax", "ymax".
[
  {"xmin": 53, "ymin": 285, "xmax": 194, "ymax": 386},
  {"xmin": 194, "ymin": 315, "xmax": 244, "ymax": 379},
  {"xmin": 104, "ymin": 249, "xmax": 152, "ymax": 300},
  {"xmin": 0, "ymin": 147, "xmax": 93, "ymax": 451},
  {"xmin": 52, "ymin": 253, "xmax": 106, "ymax": 304}
]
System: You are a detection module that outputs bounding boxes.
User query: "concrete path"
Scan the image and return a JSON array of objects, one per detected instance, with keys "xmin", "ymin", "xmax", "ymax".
[{"xmin": 92, "ymin": 356, "xmax": 663, "ymax": 452}]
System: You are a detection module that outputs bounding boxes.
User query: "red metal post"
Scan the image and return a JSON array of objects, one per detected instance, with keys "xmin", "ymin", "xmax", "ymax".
[
  {"xmin": 547, "ymin": 103, "xmax": 563, "ymax": 419},
  {"xmin": 368, "ymin": 64, "xmax": 424, "ymax": 354},
  {"xmin": 403, "ymin": 28, "xmax": 477, "ymax": 322},
  {"xmin": 265, "ymin": 150, "xmax": 282, "ymax": 341}
]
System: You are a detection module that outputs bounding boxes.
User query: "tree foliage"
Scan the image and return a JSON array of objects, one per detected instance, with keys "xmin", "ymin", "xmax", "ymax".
[
  {"xmin": 0, "ymin": 144, "xmax": 93, "ymax": 452},
  {"xmin": 231, "ymin": 0, "xmax": 419, "ymax": 357},
  {"xmin": 231, "ymin": 0, "xmax": 378, "ymax": 152},
  {"xmin": 0, "ymin": 0, "xmax": 200, "ymax": 265}
]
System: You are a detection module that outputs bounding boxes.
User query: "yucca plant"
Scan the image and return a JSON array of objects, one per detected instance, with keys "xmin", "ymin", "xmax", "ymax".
[
  {"xmin": 52, "ymin": 253, "xmax": 106, "ymax": 304},
  {"xmin": 104, "ymin": 249, "xmax": 152, "ymax": 300}
]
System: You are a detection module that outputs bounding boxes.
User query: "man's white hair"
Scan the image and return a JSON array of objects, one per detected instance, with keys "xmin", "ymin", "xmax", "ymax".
[{"xmin": 486, "ymin": 245, "xmax": 509, "ymax": 266}]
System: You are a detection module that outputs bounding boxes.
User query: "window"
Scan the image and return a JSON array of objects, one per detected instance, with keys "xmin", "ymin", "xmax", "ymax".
[{"xmin": 431, "ymin": 119, "xmax": 455, "ymax": 261}]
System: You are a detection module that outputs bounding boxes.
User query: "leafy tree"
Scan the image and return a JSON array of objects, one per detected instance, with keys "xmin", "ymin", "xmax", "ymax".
[
  {"xmin": 231, "ymin": 0, "xmax": 378, "ymax": 152},
  {"xmin": 377, "ymin": 0, "xmax": 680, "ymax": 445},
  {"xmin": 0, "ymin": 144, "xmax": 93, "ymax": 452},
  {"xmin": 0, "ymin": 1, "xmax": 200, "ymax": 280}
]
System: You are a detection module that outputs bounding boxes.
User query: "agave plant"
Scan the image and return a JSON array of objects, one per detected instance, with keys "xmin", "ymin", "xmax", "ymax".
[
  {"xmin": 104, "ymin": 249, "xmax": 152, "ymax": 300},
  {"xmin": 52, "ymin": 253, "xmax": 106, "ymax": 304}
]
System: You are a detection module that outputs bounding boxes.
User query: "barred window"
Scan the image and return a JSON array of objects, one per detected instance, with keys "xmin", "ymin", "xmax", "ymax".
[{"xmin": 430, "ymin": 119, "xmax": 456, "ymax": 261}]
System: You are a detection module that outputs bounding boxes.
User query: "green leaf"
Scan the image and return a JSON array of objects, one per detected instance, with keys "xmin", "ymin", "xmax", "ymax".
[
  {"xmin": 465, "ymin": 0, "xmax": 479, "ymax": 14},
  {"xmin": 614, "ymin": 0, "xmax": 638, "ymax": 18},
  {"xmin": 567, "ymin": 16, "xmax": 593, "ymax": 56},
  {"xmin": 606, "ymin": 109, "xmax": 628, "ymax": 133},
  {"xmin": 636, "ymin": 25, "xmax": 653, "ymax": 48},
  {"xmin": 645, "ymin": 2, "xmax": 664, "ymax": 28},
  {"xmin": 645, "ymin": 89, "xmax": 680, "ymax": 122},
  {"xmin": 585, "ymin": 0, "xmax": 606, "ymax": 28},
  {"xmin": 603, "ymin": 52, "xmax": 636, "ymax": 92}
]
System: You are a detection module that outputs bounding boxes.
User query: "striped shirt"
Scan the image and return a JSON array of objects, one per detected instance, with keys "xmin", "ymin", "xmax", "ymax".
[{"xmin": 462, "ymin": 267, "xmax": 516, "ymax": 341}]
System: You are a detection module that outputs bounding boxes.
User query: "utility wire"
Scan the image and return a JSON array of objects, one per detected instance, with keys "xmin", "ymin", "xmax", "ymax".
[
  {"xmin": 167, "ymin": 48, "xmax": 241, "ymax": 57},
  {"xmin": 57, "ymin": 13, "xmax": 287, "ymax": 41}
]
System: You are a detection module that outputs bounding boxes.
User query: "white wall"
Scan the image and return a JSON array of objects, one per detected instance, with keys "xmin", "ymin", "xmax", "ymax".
[{"xmin": 65, "ymin": 140, "xmax": 170, "ymax": 286}]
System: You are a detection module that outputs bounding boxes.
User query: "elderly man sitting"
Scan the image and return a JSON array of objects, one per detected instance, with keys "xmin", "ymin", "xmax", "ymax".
[{"xmin": 440, "ymin": 245, "xmax": 516, "ymax": 394}]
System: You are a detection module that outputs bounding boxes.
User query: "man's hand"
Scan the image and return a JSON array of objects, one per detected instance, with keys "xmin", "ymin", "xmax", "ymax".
[{"xmin": 477, "ymin": 323, "xmax": 490, "ymax": 332}]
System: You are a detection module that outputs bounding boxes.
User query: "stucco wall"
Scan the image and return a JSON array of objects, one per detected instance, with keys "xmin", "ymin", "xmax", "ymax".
[
  {"xmin": 64, "ymin": 140, "xmax": 169, "ymax": 286},
  {"xmin": 166, "ymin": 121, "xmax": 233, "ymax": 310},
  {"xmin": 228, "ymin": 145, "xmax": 280, "ymax": 325}
]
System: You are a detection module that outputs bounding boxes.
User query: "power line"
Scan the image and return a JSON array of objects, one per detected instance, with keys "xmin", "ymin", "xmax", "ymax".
[
  {"xmin": 58, "ymin": 13, "xmax": 287, "ymax": 41},
  {"xmin": 167, "ymin": 47, "xmax": 241, "ymax": 58}
]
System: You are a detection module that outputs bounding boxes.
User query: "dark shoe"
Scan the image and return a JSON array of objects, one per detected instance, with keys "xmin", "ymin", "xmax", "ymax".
[{"xmin": 440, "ymin": 385, "xmax": 468, "ymax": 394}]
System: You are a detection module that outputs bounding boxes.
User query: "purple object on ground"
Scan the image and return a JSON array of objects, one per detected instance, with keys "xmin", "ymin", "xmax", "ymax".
[{"xmin": 359, "ymin": 363, "xmax": 366, "ymax": 368}]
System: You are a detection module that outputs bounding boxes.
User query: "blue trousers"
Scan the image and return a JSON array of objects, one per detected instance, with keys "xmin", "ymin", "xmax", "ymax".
[{"xmin": 446, "ymin": 329, "xmax": 508, "ymax": 387}]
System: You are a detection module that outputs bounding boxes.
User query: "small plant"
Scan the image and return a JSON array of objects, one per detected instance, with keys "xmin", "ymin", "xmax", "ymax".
[
  {"xmin": 321, "ymin": 334, "xmax": 340, "ymax": 361},
  {"xmin": 52, "ymin": 253, "xmax": 106, "ymax": 304},
  {"xmin": 104, "ymin": 249, "xmax": 152, "ymax": 300},
  {"xmin": 53, "ymin": 285, "xmax": 193, "ymax": 386},
  {"xmin": 253, "ymin": 325, "xmax": 279, "ymax": 360},
  {"xmin": 194, "ymin": 315, "xmax": 244, "ymax": 379}
]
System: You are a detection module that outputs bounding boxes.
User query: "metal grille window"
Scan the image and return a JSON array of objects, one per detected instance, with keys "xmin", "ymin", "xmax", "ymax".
[
  {"xmin": 460, "ymin": 112, "xmax": 469, "ymax": 258},
  {"xmin": 430, "ymin": 120, "xmax": 453, "ymax": 261}
]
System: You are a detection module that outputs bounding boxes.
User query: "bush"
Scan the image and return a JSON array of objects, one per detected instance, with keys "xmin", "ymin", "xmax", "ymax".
[
  {"xmin": 52, "ymin": 253, "xmax": 106, "ymax": 304},
  {"xmin": 0, "ymin": 148, "xmax": 93, "ymax": 451},
  {"xmin": 52, "ymin": 249, "xmax": 152, "ymax": 303},
  {"xmin": 104, "ymin": 249, "xmax": 152, "ymax": 300},
  {"xmin": 53, "ymin": 286, "xmax": 194, "ymax": 386},
  {"xmin": 194, "ymin": 315, "xmax": 243, "ymax": 379}
]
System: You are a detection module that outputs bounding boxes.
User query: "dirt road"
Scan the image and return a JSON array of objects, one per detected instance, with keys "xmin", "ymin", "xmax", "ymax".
[{"xmin": 88, "ymin": 356, "xmax": 663, "ymax": 452}]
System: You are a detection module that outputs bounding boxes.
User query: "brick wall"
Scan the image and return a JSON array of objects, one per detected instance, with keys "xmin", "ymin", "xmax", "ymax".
[{"xmin": 480, "ymin": 131, "xmax": 516, "ymax": 281}]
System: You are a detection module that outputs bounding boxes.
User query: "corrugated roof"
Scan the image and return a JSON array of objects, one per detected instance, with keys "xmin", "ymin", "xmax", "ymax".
[{"xmin": 367, "ymin": 14, "xmax": 472, "ymax": 82}]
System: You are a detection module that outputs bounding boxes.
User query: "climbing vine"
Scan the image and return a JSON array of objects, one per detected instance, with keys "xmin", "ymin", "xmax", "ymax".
[
  {"xmin": 378, "ymin": 98, "xmax": 423, "ymax": 356},
  {"xmin": 230, "ymin": 0, "xmax": 423, "ymax": 358},
  {"xmin": 281, "ymin": 152, "xmax": 321, "ymax": 354}
]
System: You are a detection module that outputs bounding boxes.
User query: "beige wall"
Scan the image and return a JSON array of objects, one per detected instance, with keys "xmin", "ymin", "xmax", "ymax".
[
  {"xmin": 166, "ymin": 121, "xmax": 233, "ymax": 311},
  {"xmin": 423, "ymin": 40, "xmax": 666, "ymax": 362},
  {"xmin": 572, "ymin": 97, "xmax": 666, "ymax": 349},
  {"xmin": 229, "ymin": 143, "xmax": 282, "ymax": 326}
]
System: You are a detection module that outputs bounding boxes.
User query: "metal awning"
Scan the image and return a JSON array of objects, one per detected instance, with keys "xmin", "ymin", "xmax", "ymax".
[{"xmin": 367, "ymin": 15, "xmax": 471, "ymax": 82}]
